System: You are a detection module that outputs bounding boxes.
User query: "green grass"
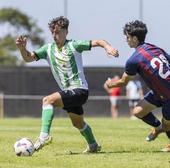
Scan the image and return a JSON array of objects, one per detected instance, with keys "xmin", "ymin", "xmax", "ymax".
[{"xmin": 0, "ymin": 118, "xmax": 170, "ymax": 168}]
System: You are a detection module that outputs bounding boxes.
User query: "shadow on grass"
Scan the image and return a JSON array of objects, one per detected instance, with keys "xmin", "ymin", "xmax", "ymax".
[{"xmin": 54, "ymin": 149, "xmax": 163, "ymax": 156}]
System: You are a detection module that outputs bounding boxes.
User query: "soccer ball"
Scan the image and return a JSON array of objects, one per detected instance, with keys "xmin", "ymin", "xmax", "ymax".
[{"xmin": 13, "ymin": 138, "xmax": 35, "ymax": 156}]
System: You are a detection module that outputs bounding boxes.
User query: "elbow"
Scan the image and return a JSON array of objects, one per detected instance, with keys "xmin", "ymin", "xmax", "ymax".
[
  {"xmin": 124, "ymin": 80, "xmax": 129, "ymax": 86},
  {"xmin": 23, "ymin": 57, "xmax": 33, "ymax": 63}
]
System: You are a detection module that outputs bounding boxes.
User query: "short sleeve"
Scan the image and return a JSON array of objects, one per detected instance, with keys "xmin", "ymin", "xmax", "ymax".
[
  {"xmin": 72, "ymin": 40, "xmax": 91, "ymax": 53},
  {"xmin": 34, "ymin": 44, "xmax": 48, "ymax": 59},
  {"xmin": 164, "ymin": 52, "xmax": 170, "ymax": 63},
  {"xmin": 125, "ymin": 58, "xmax": 138, "ymax": 76}
]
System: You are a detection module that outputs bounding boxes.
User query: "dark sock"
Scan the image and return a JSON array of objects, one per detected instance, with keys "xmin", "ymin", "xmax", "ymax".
[
  {"xmin": 140, "ymin": 113, "xmax": 161, "ymax": 127},
  {"xmin": 166, "ymin": 131, "xmax": 170, "ymax": 139}
]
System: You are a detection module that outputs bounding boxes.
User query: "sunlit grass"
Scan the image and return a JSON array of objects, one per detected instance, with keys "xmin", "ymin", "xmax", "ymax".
[{"xmin": 0, "ymin": 118, "xmax": 170, "ymax": 168}]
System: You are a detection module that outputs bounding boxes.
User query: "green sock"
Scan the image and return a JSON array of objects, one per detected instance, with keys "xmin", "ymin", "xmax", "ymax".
[
  {"xmin": 41, "ymin": 104, "xmax": 54, "ymax": 133},
  {"xmin": 80, "ymin": 124, "xmax": 96, "ymax": 144}
]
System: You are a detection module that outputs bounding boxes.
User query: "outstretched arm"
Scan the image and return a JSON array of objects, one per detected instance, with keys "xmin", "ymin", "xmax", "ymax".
[
  {"xmin": 104, "ymin": 72, "xmax": 134, "ymax": 89},
  {"xmin": 16, "ymin": 36, "xmax": 37, "ymax": 62},
  {"xmin": 91, "ymin": 40, "xmax": 119, "ymax": 57}
]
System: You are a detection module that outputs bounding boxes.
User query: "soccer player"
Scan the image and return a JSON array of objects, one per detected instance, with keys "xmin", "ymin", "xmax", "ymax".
[
  {"xmin": 126, "ymin": 79, "xmax": 143, "ymax": 120},
  {"xmin": 104, "ymin": 20, "xmax": 170, "ymax": 152},
  {"xmin": 104, "ymin": 75, "xmax": 121, "ymax": 119},
  {"xmin": 16, "ymin": 16, "xmax": 119, "ymax": 153}
]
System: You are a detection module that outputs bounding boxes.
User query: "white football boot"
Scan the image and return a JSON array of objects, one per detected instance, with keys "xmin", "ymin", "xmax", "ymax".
[{"xmin": 34, "ymin": 135, "xmax": 52, "ymax": 151}]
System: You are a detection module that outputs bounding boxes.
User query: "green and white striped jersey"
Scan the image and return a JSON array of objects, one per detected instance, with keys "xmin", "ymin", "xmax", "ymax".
[{"xmin": 35, "ymin": 39, "xmax": 91, "ymax": 90}]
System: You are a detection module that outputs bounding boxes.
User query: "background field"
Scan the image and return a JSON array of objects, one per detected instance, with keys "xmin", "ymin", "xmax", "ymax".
[{"xmin": 0, "ymin": 118, "xmax": 170, "ymax": 168}]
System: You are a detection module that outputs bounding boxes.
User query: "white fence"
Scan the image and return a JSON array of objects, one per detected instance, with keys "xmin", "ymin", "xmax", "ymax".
[{"xmin": 0, "ymin": 94, "xmax": 130, "ymax": 118}]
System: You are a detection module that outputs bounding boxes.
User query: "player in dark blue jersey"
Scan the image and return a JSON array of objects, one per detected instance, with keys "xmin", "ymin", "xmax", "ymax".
[{"xmin": 104, "ymin": 20, "xmax": 170, "ymax": 152}]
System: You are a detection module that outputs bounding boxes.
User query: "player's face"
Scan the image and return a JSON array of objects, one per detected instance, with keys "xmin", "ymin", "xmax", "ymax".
[
  {"xmin": 125, "ymin": 33, "xmax": 139, "ymax": 48},
  {"xmin": 51, "ymin": 25, "xmax": 68, "ymax": 43}
]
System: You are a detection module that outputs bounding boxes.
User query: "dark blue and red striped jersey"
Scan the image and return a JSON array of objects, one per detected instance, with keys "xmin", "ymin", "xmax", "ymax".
[{"xmin": 125, "ymin": 43, "xmax": 170, "ymax": 101}]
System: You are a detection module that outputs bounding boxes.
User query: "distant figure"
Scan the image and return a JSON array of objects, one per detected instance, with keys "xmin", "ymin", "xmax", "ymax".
[
  {"xmin": 126, "ymin": 80, "xmax": 143, "ymax": 119},
  {"xmin": 104, "ymin": 75, "xmax": 121, "ymax": 118}
]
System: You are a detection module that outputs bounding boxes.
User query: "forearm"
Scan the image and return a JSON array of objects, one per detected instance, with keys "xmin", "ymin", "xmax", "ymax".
[
  {"xmin": 109, "ymin": 79, "xmax": 127, "ymax": 88},
  {"xmin": 91, "ymin": 39, "xmax": 119, "ymax": 57},
  {"xmin": 91, "ymin": 39, "xmax": 110, "ymax": 49},
  {"xmin": 19, "ymin": 47, "xmax": 35, "ymax": 62},
  {"xmin": 105, "ymin": 72, "xmax": 133, "ymax": 89}
]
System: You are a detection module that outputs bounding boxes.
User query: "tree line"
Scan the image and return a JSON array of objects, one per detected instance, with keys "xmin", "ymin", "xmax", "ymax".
[{"xmin": 0, "ymin": 8, "xmax": 45, "ymax": 66}]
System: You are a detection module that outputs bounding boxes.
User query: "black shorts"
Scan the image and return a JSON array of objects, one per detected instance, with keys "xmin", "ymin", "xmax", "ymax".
[
  {"xmin": 59, "ymin": 88, "xmax": 88, "ymax": 115},
  {"xmin": 129, "ymin": 99, "xmax": 140, "ymax": 108}
]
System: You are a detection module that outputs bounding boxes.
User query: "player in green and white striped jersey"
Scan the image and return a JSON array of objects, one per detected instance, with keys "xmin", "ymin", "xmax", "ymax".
[{"xmin": 16, "ymin": 16, "xmax": 119, "ymax": 153}]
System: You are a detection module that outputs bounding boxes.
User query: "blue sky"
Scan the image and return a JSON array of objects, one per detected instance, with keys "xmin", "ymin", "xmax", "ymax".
[{"xmin": 0, "ymin": 0, "xmax": 170, "ymax": 67}]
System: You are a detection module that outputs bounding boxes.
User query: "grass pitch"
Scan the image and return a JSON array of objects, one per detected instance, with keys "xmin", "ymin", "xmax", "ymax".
[{"xmin": 0, "ymin": 117, "xmax": 170, "ymax": 168}]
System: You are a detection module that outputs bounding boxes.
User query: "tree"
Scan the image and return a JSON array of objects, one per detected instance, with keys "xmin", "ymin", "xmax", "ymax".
[{"xmin": 0, "ymin": 8, "xmax": 45, "ymax": 66}]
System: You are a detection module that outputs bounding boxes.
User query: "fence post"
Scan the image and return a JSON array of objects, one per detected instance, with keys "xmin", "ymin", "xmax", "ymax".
[{"xmin": 0, "ymin": 93, "xmax": 4, "ymax": 118}]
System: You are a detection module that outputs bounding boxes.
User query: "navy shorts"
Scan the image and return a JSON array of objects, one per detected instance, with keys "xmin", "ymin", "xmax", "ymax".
[
  {"xmin": 144, "ymin": 91, "xmax": 170, "ymax": 120},
  {"xmin": 59, "ymin": 88, "xmax": 88, "ymax": 115}
]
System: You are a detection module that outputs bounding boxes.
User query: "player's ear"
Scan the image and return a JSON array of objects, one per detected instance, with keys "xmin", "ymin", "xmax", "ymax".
[
  {"xmin": 133, "ymin": 36, "xmax": 138, "ymax": 42},
  {"xmin": 134, "ymin": 36, "xmax": 139, "ymax": 43},
  {"xmin": 133, "ymin": 36, "xmax": 139, "ymax": 46}
]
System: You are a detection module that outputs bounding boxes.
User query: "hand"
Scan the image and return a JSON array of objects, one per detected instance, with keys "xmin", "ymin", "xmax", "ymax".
[
  {"xmin": 104, "ymin": 78, "xmax": 113, "ymax": 89},
  {"xmin": 16, "ymin": 36, "xmax": 27, "ymax": 49},
  {"xmin": 105, "ymin": 45, "xmax": 119, "ymax": 57}
]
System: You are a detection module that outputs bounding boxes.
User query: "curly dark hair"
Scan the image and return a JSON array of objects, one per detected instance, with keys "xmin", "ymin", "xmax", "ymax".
[
  {"xmin": 48, "ymin": 16, "xmax": 69, "ymax": 31},
  {"xmin": 123, "ymin": 20, "xmax": 148, "ymax": 44}
]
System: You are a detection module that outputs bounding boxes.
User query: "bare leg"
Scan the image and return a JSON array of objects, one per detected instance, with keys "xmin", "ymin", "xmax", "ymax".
[{"xmin": 111, "ymin": 105, "xmax": 118, "ymax": 119}]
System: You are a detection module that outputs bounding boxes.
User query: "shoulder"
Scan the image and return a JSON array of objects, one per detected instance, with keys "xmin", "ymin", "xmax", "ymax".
[
  {"xmin": 126, "ymin": 48, "xmax": 143, "ymax": 64},
  {"xmin": 70, "ymin": 39, "xmax": 90, "ymax": 45},
  {"xmin": 68, "ymin": 39, "xmax": 91, "ymax": 52},
  {"xmin": 66, "ymin": 39, "xmax": 78, "ymax": 47}
]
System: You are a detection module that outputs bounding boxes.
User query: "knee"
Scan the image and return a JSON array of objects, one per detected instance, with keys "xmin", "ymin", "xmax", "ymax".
[
  {"xmin": 132, "ymin": 107, "xmax": 145, "ymax": 118},
  {"xmin": 43, "ymin": 96, "xmax": 54, "ymax": 105},
  {"xmin": 132, "ymin": 107, "xmax": 140, "ymax": 116},
  {"xmin": 72, "ymin": 121, "xmax": 84, "ymax": 129},
  {"xmin": 72, "ymin": 122, "xmax": 79, "ymax": 129}
]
